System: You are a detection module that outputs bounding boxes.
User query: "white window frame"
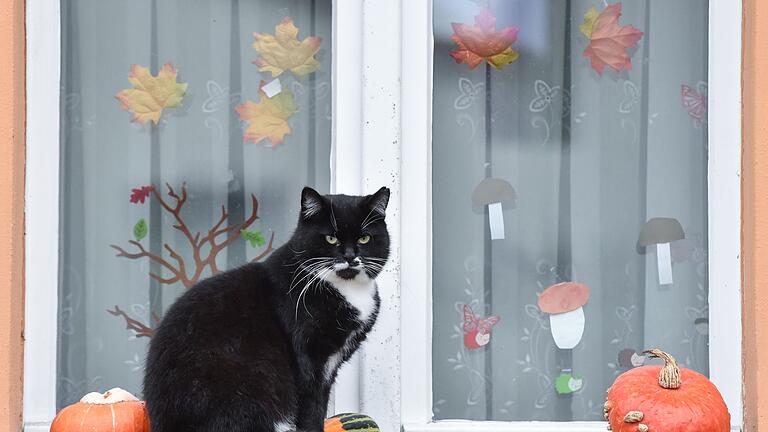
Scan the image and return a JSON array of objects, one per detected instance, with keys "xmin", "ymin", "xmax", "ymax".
[
  {"xmin": 397, "ymin": 0, "xmax": 743, "ymax": 431},
  {"xmin": 24, "ymin": 0, "xmax": 742, "ymax": 431},
  {"xmin": 23, "ymin": 0, "xmax": 388, "ymax": 430}
]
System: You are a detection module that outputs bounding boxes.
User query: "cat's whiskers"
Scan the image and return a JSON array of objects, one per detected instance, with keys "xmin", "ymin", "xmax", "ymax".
[
  {"xmin": 361, "ymin": 216, "xmax": 384, "ymax": 231},
  {"xmin": 288, "ymin": 261, "xmax": 327, "ymax": 293},
  {"xmin": 288, "ymin": 259, "xmax": 334, "ymax": 294},
  {"xmin": 288, "ymin": 257, "xmax": 334, "ymax": 283},
  {"xmin": 360, "ymin": 257, "xmax": 387, "ymax": 278},
  {"xmin": 329, "ymin": 199, "xmax": 339, "ymax": 232},
  {"xmin": 295, "ymin": 266, "xmax": 333, "ymax": 319},
  {"xmin": 360, "ymin": 206, "xmax": 378, "ymax": 229}
]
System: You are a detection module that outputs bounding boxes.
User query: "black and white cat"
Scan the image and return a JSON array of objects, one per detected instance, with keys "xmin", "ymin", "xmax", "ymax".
[{"xmin": 143, "ymin": 186, "xmax": 390, "ymax": 432}]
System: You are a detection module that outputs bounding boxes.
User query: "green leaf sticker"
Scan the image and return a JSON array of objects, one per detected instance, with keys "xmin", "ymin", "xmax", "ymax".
[
  {"xmin": 241, "ymin": 229, "xmax": 266, "ymax": 248},
  {"xmin": 133, "ymin": 218, "xmax": 148, "ymax": 241}
]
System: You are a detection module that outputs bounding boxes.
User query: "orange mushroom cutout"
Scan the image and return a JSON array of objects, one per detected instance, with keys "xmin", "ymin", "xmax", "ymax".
[
  {"xmin": 538, "ymin": 282, "xmax": 590, "ymax": 349},
  {"xmin": 638, "ymin": 217, "xmax": 685, "ymax": 285},
  {"xmin": 471, "ymin": 178, "xmax": 517, "ymax": 240}
]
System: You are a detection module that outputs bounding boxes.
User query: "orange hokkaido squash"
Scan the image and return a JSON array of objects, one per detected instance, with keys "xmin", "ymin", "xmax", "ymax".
[
  {"xmin": 604, "ymin": 349, "xmax": 729, "ymax": 432},
  {"xmin": 50, "ymin": 388, "xmax": 150, "ymax": 432}
]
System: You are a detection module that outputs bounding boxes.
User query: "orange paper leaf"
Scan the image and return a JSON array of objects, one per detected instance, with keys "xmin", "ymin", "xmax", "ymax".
[
  {"xmin": 581, "ymin": 3, "xmax": 643, "ymax": 75},
  {"xmin": 252, "ymin": 17, "xmax": 322, "ymax": 77},
  {"xmin": 235, "ymin": 81, "xmax": 297, "ymax": 147},
  {"xmin": 115, "ymin": 63, "xmax": 188, "ymax": 124},
  {"xmin": 450, "ymin": 8, "xmax": 520, "ymax": 70}
]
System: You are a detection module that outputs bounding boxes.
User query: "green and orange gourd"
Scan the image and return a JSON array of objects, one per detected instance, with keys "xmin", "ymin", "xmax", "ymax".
[{"xmin": 324, "ymin": 413, "xmax": 380, "ymax": 432}]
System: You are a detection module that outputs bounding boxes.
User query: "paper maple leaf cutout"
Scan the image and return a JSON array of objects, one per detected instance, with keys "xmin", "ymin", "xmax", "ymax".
[
  {"xmin": 580, "ymin": 3, "xmax": 643, "ymax": 75},
  {"xmin": 252, "ymin": 17, "xmax": 322, "ymax": 77},
  {"xmin": 129, "ymin": 185, "xmax": 155, "ymax": 204},
  {"xmin": 235, "ymin": 82, "xmax": 297, "ymax": 147},
  {"xmin": 116, "ymin": 63, "xmax": 188, "ymax": 124},
  {"xmin": 450, "ymin": 8, "xmax": 520, "ymax": 70}
]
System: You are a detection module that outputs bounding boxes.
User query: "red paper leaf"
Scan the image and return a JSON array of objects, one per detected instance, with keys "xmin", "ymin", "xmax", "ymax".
[
  {"xmin": 581, "ymin": 3, "xmax": 643, "ymax": 75},
  {"xmin": 450, "ymin": 8, "xmax": 520, "ymax": 70},
  {"xmin": 130, "ymin": 185, "xmax": 155, "ymax": 204}
]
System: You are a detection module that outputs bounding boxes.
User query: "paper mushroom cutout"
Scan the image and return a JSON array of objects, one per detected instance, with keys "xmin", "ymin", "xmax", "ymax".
[
  {"xmin": 462, "ymin": 304, "xmax": 501, "ymax": 349},
  {"xmin": 471, "ymin": 178, "xmax": 517, "ymax": 240},
  {"xmin": 695, "ymin": 317, "xmax": 709, "ymax": 336},
  {"xmin": 638, "ymin": 217, "xmax": 685, "ymax": 285},
  {"xmin": 538, "ymin": 282, "xmax": 590, "ymax": 349}
]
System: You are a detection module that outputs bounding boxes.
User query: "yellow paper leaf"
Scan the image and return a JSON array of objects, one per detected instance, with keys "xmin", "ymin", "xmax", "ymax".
[
  {"xmin": 488, "ymin": 47, "xmax": 520, "ymax": 70},
  {"xmin": 235, "ymin": 82, "xmax": 297, "ymax": 147},
  {"xmin": 580, "ymin": 6, "xmax": 600, "ymax": 38},
  {"xmin": 116, "ymin": 63, "xmax": 188, "ymax": 125},
  {"xmin": 252, "ymin": 17, "xmax": 322, "ymax": 77}
]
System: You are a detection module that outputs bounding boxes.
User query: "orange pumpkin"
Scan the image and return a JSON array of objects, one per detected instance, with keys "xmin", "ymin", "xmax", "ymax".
[
  {"xmin": 50, "ymin": 388, "xmax": 150, "ymax": 432},
  {"xmin": 605, "ymin": 349, "xmax": 730, "ymax": 432}
]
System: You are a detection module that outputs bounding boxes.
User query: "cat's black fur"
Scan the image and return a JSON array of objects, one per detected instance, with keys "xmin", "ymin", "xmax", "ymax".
[{"xmin": 143, "ymin": 187, "xmax": 390, "ymax": 432}]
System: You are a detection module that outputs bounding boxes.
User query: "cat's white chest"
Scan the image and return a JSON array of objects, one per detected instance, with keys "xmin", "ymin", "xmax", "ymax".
[
  {"xmin": 329, "ymin": 279, "xmax": 377, "ymax": 322},
  {"xmin": 323, "ymin": 279, "xmax": 377, "ymax": 382}
]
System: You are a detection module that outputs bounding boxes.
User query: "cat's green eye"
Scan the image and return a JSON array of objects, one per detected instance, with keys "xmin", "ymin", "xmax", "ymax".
[
  {"xmin": 358, "ymin": 235, "xmax": 371, "ymax": 244},
  {"xmin": 325, "ymin": 235, "xmax": 339, "ymax": 245}
]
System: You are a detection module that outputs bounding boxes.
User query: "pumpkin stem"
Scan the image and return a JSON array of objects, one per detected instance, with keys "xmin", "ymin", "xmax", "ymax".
[{"xmin": 643, "ymin": 348, "xmax": 681, "ymax": 389}]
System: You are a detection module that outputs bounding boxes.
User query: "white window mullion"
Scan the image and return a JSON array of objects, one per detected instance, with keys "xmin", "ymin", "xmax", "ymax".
[
  {"xmin": 24, "ymin": 0, "xmax": 62, "ymax": 429},
  {"xmin": 707, "ymin": 0, "xmax": 743, "ymax": 428},
  {"xmin": 400, "ymin": 0, "xmax": 434, "ymax": 427},
  {"xmin": 356, "ymin": 0, "xmax": 403, "ymax": 431}
]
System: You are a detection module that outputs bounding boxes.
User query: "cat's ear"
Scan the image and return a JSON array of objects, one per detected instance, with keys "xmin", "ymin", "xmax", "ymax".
[
  {"xmin": 366, "ymin": 186, "xmax": 390, "ymax": 217},
  {"xmin": 301, "ymin": 187, "xmax": 325, "ymax": 220}
]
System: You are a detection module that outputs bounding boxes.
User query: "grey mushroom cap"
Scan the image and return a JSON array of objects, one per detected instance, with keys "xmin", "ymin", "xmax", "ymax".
[
  {"xmin": 638, "ymin": 217, "xmax": 685, "ymax": 247},
  {"xmin": 471, "ymin": 178, "xmax": 517, "ymax": 207}
]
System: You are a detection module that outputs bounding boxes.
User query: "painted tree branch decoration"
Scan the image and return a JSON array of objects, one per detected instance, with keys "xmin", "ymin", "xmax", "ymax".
[
  {"xmin": 109, "ymin": 182, "xmax": 276, "ymax": 337},
  {"xmin": 106, "ymin": 305, "xmax": 159, "ymax": 339}
]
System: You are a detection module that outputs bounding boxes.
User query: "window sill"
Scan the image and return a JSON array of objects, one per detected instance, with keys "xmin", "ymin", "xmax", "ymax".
[
  {"xmin": 403, "ymin": 420, "xmax": 741, "ymax": 432},
  {"xmin": 24, "ymin": 422, "xmax": 52, "ymax": 432}
]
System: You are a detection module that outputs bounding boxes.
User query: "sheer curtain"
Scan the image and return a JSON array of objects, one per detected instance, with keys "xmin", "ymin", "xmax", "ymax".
[
  {"xmin": 432, "ymin": 0, "xmax": 708, "ymax": 421},
  {"xmin": 58, "ymin": 0, "xmax": 332, "ymax": 408}
]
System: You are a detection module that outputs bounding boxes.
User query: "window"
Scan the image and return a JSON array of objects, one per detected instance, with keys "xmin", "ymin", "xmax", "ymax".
[
  {"xmin": 55, "ymin": 0, "xmax": 332, "ymax": 408},
  {"xmin": 400, "ymin": 0, "xmax": 741, "ymax": 430},
  {"xmin": 26, "ymin": 0, "xmax": 344, "ymax": 427},
  {"xmin": 25, "ymin": 0, "xmax": 741, "ymax": 431},
  {"xmin": 432, "ymin": 0, "xmax": 709, "ymax": 421}
]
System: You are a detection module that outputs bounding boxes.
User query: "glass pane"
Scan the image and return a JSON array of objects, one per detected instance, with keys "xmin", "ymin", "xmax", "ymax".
[
  {"xmin": 432, "ymin": 1, "xmax": 708, "ymax": 421},
  {"xmin": 58, "ymin": 0, "xmax": 332, "ymax": 408}
]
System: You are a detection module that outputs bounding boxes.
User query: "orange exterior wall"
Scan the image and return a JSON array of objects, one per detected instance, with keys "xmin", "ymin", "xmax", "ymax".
[
  {"xmin": 743, "ymin": 0, "xmax": 768, "ymax": 430},
  {"xmin": 0, "ymin": 0, "xmax": 26, "ymax": 430}
]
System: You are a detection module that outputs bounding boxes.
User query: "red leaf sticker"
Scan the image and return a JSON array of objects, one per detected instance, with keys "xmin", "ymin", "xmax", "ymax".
[
  {"xmin": 580, "ymin": 3, "xmax": 643, "ymax": 75},
  {"xmin": 130, "ymin": 185, "xmax": 155, "ymax": 204},
  {"xmin": 450, "ymin": 8, "xmax": 520, "ymax": 70}
]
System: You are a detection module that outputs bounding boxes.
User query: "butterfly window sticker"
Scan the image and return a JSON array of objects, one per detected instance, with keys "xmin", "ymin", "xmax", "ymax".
[
  {"xmin": 462, "ymin": 304, "xmax": 501, "ymax": 349},
  {"xmin": 681, "ymin": 81, "xmax": 707, "ymax": 128}
]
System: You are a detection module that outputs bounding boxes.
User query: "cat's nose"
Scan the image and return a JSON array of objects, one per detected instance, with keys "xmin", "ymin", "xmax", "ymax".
[{"xmin": 345, "ymin": 256, "xmax": 361, "ymax": 267}]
